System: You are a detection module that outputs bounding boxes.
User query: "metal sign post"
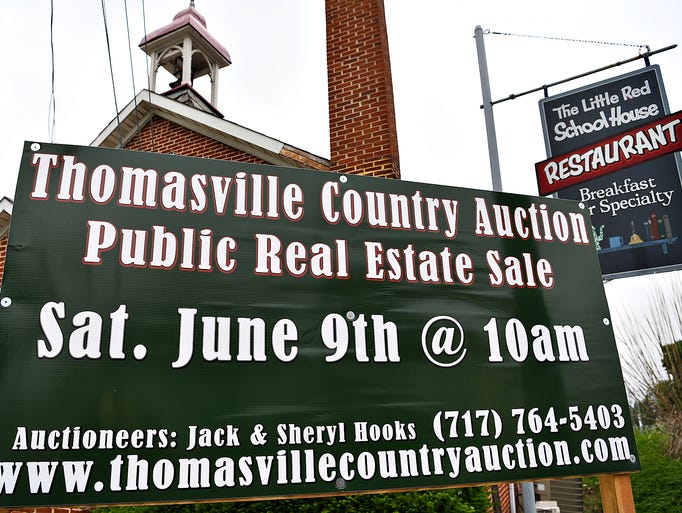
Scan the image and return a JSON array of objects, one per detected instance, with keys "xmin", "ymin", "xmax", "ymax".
[{"xmin": 474, "ymin": 25, "xmax": 503, "ymax": 193}]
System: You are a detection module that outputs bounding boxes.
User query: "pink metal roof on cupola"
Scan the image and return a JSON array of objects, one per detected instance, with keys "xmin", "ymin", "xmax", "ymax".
[{"xmin": 139, "ymin": 1, "xmax": 231, "ymax": 65}]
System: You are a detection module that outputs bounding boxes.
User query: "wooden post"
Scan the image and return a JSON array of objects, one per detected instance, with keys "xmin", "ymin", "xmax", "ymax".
[{"xmin": 599, "ymin": 474, "xmax": 636, "ymax": 513}]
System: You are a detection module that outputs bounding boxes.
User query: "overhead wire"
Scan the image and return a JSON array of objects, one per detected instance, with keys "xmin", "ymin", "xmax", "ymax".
[
  {"xmin": 100, "ymin": 0, "xmax": 124, "ymax": 147},
  {"xmin": 478, "ymin": 29, "xmax": 667, "ymax": 107},
  {"xmin": 123, "ymin": 0, "xmax": 143, "ymax": 150},
  {"xmin": 141, "ymin": 0, "xmax": 156, "ymax": 151},
  {"xmin": 48, "ymin": 0, "xmax": 56, "ymax": 143},
  {"xmin": 488, "ymin": 30, "xmax": 649, "ymax": 53}
]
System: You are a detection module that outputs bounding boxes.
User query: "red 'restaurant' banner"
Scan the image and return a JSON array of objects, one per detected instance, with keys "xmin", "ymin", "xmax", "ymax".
[{"xmin": 535, "ymin": 110, "xmax": 682, "ymax": 195}]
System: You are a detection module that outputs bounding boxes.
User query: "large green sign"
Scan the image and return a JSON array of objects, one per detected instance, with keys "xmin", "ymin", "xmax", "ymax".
[{"xmin": 0, "ymin": 142, "xmax": 638, "ymax": 507}]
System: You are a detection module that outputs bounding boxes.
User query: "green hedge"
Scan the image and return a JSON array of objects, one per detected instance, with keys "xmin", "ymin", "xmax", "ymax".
[
  {"xmin": 96, "ymin": 487, "xmax": 490, "ymax": 513},
  {"xmin": 584, "ymin": 429, "xmax": 682, "ymax": 513},
  {"xmin": 630, "ymin": 430, "xmax": 682, "ymax": 513}
]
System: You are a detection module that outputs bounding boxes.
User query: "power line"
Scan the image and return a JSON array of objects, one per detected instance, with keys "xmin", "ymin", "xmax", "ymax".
[
  {"xmin": 141, "ymin": 0, "xmax": 156, "ymax": 151},
  {"xmin": 48, "ymin": 0, "xmax": 56, "ymax": 143},
  {"xmin": 100, "ymin": 0, "xmax": 123, "ymax": 147},
  {"xmin": 123, "ymin": 0, "xmax": 142, "ymax": 149}
]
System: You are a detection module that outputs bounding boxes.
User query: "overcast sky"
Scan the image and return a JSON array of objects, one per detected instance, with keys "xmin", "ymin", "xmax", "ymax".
[
  {"xmin": 2, "ymin": 0, "xmax": 681, "ymax": 199},
  {"xmin": 1, "ymin": 0, "xmax": 681, "ymax": 334}
]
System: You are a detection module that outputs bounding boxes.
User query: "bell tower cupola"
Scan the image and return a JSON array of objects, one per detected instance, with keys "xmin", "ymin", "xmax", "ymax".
[{"xmin": 139, "ymin": 1, "xmax": 231, "ymax": 108}]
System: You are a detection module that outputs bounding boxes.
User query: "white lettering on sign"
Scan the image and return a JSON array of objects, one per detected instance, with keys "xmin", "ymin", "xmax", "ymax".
[
  {"xmin": 28, "ymin": 155, "xmax": 305, "ymax": 221},
  {"xmin": 319, "ymin": 181, "xmax": 459, "ymax": 239},
  {"xmin": 485, "ymin": 318, "xmax": 589, "ymax": 363},
  {"xmin": 172, "ymin": 308, "xmax": 299, "ymax": 369},
  {"xmin": 37, "ymin": 302, "xmax": 130, "ymax": 360}
]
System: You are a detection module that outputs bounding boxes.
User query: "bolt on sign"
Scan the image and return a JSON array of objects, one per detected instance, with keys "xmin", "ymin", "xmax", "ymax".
[
  {"xmin": 0, "ymin": 142, "xmax": 637, "ymax": 507},
  {"xmin": 538, "ymin": 65, "xmax": 682, "ymax": 279}
]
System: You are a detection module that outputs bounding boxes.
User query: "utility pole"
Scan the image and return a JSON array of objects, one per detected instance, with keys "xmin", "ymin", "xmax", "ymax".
[
  {"xmin": 474, "ymin": 25, "xmax": 503, "ymax": 192},
  {"xmin": 475, "ymin": 25, "xmax": 536, "ymax": 513}
]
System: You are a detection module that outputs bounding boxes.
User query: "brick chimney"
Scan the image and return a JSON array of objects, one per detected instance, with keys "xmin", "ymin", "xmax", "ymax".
[{"xmin": 326, "ymin": 0, "xmax": 400, "ymax": 179}]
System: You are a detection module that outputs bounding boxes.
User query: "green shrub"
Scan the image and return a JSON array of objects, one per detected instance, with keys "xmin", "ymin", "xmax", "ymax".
[
  {"xmin": 583, "ymin": 429, "xmax": 682, "ymax": 513},
  {"xmin": 95, "ymin": 487, "xmax": 490, "ymax": 513},
  {"xmin": 630, "ymin": 430, "xmax": 682, "ymax": 513}
]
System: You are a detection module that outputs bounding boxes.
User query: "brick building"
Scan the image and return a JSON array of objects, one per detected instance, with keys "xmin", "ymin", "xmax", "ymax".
[{"xmin": 92, "ymin": 0, "xmax": 400, "ymax": 181}]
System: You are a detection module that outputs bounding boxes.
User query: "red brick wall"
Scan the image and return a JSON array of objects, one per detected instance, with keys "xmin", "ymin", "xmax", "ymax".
[
  {"xmin": 125, "ymin": 116, "xmax": 271, "ymax": 164},
  {"xmin": 497, "ymin": 483, "xmax": 513, "ymax": 513},
  {"xmin": 326, "ymin": 0, "xmax": 400, "ymax": 179},
  {"xmin": 0, "ymin": 234, "xmax": 7, "ymax": 289}
]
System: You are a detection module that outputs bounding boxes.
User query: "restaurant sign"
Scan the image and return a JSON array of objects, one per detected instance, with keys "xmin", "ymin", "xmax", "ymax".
[{"xmin": 538, "ymin": 65, "xmax": 682, "ymax": 278}]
